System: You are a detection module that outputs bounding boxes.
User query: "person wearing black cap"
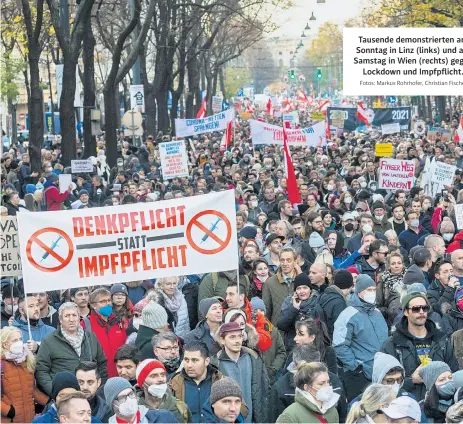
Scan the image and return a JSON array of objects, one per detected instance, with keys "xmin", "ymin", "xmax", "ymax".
[
  {"xmin": 318, "ymin": 269, "xmax": 353, "ymax": 338},
  {"xmin": 263, "ymin": 233, "xmax": 284, "ymax": 273},
  {"xmin": 277, "ymin": 273, "xmax": 319, "ymax": 351},
  {"xmin": 1, "ymin": 283, "xmax": 20, "ymax": 327}
]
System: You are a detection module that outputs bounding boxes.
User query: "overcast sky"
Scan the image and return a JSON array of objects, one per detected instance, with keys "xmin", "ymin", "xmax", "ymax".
[{"xmin": 269, "ymin": 0, "xmax": 368, "ymax": 39}]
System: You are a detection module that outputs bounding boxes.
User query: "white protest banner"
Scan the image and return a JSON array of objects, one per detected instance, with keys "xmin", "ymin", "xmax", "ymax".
[
  {"xmin": 175, "ymin": 109, "xmax": 235, "ymax": 137},
  {"xmin": 455, "ymin": 204, "xmax": 463, "ymax": 230},
  {"xmin": 212, "ymin": 96, "xmax": 222, "ymax": 113},
  {"xmin": 381, "ymin": 122, "xmax": 401, "ymax": 135},
  {"xmin": 431, "ymin": 162, "xmax": 456, "ymax": 186},
  {"xmin": 1, "ymin": 217, "xmax": 22, "ymax": 277},
  {"xmin": 71, "ymin": 159, "xmax": 93, "ymax": 173},
  {"xmin": 250, "ymin": 120, "xmax": 325, "ymax": 147},
  {"xmin": 378, "ymin": 158, "xmax": 415, "ymax": 190},
  {"xmin": 17, "ymin": 191, "xmax": 238, "ymax": 292},
  {"xmin": 59, "ymin": 174, "xmax": 72, "ymax": 193},
  {"xmin": 130, "ymin": 84, "xmax": 145, "ymax": 112},
  {"xmin": 159, "ymin": 140, "xmax": 189, "ymax": 179}
]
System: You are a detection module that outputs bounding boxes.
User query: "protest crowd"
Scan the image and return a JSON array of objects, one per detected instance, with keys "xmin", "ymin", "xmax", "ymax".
[{"xmin": 1, "ymin": 97, "xmax": 463, "ymax": 424}]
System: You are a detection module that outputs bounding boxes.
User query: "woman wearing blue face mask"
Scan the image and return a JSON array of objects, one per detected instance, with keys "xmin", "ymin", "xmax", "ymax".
[{"xmin": 419, "ymin": 361, "xmax": 458, "ymax": 423}]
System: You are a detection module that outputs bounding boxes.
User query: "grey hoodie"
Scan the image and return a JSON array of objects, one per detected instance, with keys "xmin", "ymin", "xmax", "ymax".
[{"xmin": 372, "ymin": 352, "xmax": 404, "ymax": 384}]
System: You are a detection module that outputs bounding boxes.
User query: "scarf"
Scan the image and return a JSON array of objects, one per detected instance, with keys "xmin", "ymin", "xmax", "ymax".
[
  {"xmin": 61, "ymin": 325, "xmax": 84, "ymax": 357},
  {"xmin": 4, "ymin": 347, "xmax": 27, "ymax": 364},
  {"xmin": 162, "ymin": 289, "xmax": 183, "ymax": 313},
  {"xmin": 381, "ymin": 270, "xmax": 405, "ymax": 292}
]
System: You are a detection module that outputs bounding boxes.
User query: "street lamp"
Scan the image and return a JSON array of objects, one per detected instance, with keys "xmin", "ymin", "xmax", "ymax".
[
  {"xmin": 317, "ymin": 0, "xmax": 325, "ymax": 3},
  {"xmin": 301, "ymin": 32, "xmax": 306, "ymax": 37},
  {"xmin": 309, "ymin": 12, "xmax": 316, "ymax": 20},
  {"xmin": 305, "ymin": 23, "xmax": 310, "ymax": 30},
  {"xmin": 298, "ymin": 40, "xmax": 304, "ymax": 48},
  {"xmin": 11, "ymin": 95, "xmax": 19, "ymax": 146}
]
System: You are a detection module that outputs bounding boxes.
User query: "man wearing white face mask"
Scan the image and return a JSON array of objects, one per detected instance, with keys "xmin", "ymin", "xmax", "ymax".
[
  {"xmin": 333, "ymin": 274, "xmax": 388, "ymax": 401},
  {"xmin": 1, "ymin": 283, "xmax": 20, "ymax": 327},
  {"xmin": 135, "ymin": 359, "xmax": 191, "ymax": 423},
  {"xmin": 104, "ymin": 377, "xmax": 177, "ymax": 423}
]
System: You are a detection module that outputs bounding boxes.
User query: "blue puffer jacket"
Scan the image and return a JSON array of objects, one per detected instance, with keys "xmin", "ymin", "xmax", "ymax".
[
  {"xmin": 333, "ymin": 294, "xmax": 388, "ymax": 380},
  {"xmin": 13, "ymin": 315, "xmax": 55, "ymax": 343}
]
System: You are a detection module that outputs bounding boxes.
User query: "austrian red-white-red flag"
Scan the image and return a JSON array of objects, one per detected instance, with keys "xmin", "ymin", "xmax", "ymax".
[
  {"xmin": 317, "ymin": 100, "xmax": 330, "ymax": 115},
  {"xmin": 325, "ymin": 118, "xmax": 331, "ymax": 141},
  {"xmin": 454, "ymin": 114, "xmax": 463, "ymax": 142},
  {"xmin": 220, "ymin": 120, "xmax": 233, "ymax": 150},
  {"xmin": 196, "ymin": 98, "xmax": 207, "ymax": 119},
  {"xmin": 282, "ymin": 98, "xmax": 292, "ymax": 112},
  {"xmin": 357, "ymin": 101, "xmax": 369, "ymax": 125},
  {"xmin": 282, "ymin": 128, "xmax": 301, "ymax": 205},
  {"xmin": 266, "ymin": 98, "xmax": 273, "ymax": 115},
  {"xmin": 298, "ymin": 91, "xmax": 308, "ymax": 102},
  {"xmin": 307, "ymin": 95, "xmax": 314, "ymax": 105},
  {"xmin": 246, "ymin": 103, "xmax": 255, "ymax": 113}
]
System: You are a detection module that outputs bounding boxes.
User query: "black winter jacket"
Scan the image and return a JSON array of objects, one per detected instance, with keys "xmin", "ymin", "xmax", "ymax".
[
  {"xmin": 318, "ymin": 286, "xmax": 347, "ymax": 338},
  {"xmin": 442, "ymin": 307, "xmax": 463, "ymax": 336},
  {"xmin": 427, "ymin": 279, "xmax": 456, "ymax": 316},
  {"xmin": 381, "ymin": 317, "xmax": 459, "ymax": 401}
]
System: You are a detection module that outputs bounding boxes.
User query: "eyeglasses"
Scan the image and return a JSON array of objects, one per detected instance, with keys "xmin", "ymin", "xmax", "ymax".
[
  {"xmin": 384, "ymin": 377, "xmax": 404, "ymax": 385},
  {"xmin": 157, "ymin": 345, "xmax": 179, "ymax": 352},
  {"xmin": 116, "ymin": 390, "xmax": 135, "ymax": 403},
  {"xmin": 407, "ymin": 305, "xmax": 430, "ymax": 313}
]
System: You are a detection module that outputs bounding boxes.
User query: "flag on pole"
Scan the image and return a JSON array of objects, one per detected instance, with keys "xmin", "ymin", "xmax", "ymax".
[
  {"xmin": 220, "ymin": 120, "xmax": 233, "ymax": 150},
  {"xmin": 325, "ymin": 118, "xmax": 331, "ymax": 140},
  {"xmin": 357, "ymin": 101, "xmax": 369, "ymax": 125},
  {"xmin": 298, "ymin": 91, "xmax": 308, "ymax": 102},
  {"xmin": 196, "ymin": 98, "xmax": 207, "ymax": 118},
  {"xmin": 266, "ymin": 98, "xmax": 273, "ymax": 115},
  {"xmin": 317, "ymin": 100, "xmax": 330, "ymax": 115},
  {"xmin": 454, "ymin": 114, "xmax": 463, "ymax": 142},
  {"xmin": 282, "ymin": 128, "xmax": 301, "ymax": 205}
]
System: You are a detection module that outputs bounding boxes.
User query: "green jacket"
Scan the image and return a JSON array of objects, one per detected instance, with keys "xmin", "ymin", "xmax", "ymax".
[
  {"xmin": 276, "ymin": 391, "xmax": 339, "ymax": 424},
  {"xmin": 35, "ymin": 328, "xmax": 108, "ymax": 396},
  {"xmin": 262, "ymin": 270, "xmax": 295, "ymax": 325},
  {"xmin": 137, "ymin": 388, "xmax": 192, "ymax": 423},
  {"xmin": 262, "ymin": 325, "xmax": 287, "ymax": 386}
]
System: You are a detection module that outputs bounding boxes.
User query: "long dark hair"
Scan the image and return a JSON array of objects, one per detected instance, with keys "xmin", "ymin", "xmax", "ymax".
[{"xmin": 296, "ymin": 317, "xmax": 331, "ymax": 358}]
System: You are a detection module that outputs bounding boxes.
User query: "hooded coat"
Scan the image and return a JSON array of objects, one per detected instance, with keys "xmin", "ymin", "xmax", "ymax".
[
  {"xmin": 318, "ymin": 285, "xmax": 348, "ymax": 338},
  {"xmin": 428, "ymin": 279, "xmax": 456, "ymax": 316},
  {"xmin": 333, "ymin": 294, "xmax": 388, "ymax": 380},
  {"xmin": 381, "ymin": 316, "xmax": 459, "ymax": 401},
  {"xmin": 376, "ymin": 270, "xmax": 404, "ymax": 325},
  {"xmin": 183, "ymin": 320, "xmax": 221, "ymax": 357},
  {"xmin": 441, "ymin": 303, "xmax": 463, "ymax": 336}
]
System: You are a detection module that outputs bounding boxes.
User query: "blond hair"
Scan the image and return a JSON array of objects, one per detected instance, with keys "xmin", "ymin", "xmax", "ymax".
[
  {"xmin": 0, "ymin": 327, "xmax": 36, "ymax": 373},
  {"xmin": 346, "ymin": 383, "xmax": 394, "ymax": 424}
]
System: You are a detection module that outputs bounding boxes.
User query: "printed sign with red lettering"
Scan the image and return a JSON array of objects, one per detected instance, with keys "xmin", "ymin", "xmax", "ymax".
[
  {"xmin": 378, "ymin": 158, "xmax": 415, "ymax": 190},
  {"xmin": 159, "ymin": 140, "xmax": 189, "ymax": 179},
  {"xmin": 17, "ymin": 191, "xmax": 238, "ymax": 293}
]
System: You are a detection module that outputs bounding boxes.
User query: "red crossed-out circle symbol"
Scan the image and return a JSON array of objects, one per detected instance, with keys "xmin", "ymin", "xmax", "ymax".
[
  {"xmin": 186, "ymin": 210, "xmax": 232, "ymax": 255},
  {"xmin": 26, "ymin": 227, "xmax": 74, "ymax": 273}
]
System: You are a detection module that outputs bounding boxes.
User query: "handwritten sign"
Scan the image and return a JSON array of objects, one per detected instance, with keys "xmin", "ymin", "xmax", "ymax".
[{"xmin": 378, "ymin": 159, "xmax": 415, "ymax": 190}]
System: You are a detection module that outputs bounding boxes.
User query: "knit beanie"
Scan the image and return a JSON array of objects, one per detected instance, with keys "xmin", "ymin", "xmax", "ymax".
[
  {"xmin": 371, "ymin": 201, "xmax": 385, "ymax": 213},
  {"xmin": 355, "ymin": 275, "xmax": 375, "ymax": 294},
  {"xmin": 133, "ymin": 297, "xmax": 151, "ymax": 315},
  {"xmin": 401, "ymin": 292, "xmax": 429, "ymax": 310},
  {"xmin": 25, "ymin": 184, "xmax": 37, "ymax": 194},
  {"xmin": 250, "ymin": 297, "xmax": 266, "ymax": 314},
  {"xmin": 110, "ymin": 283, "xmax": 128, "ymax": 296},
  {"xmin": 136, "ymin": 359, "xmax": 166, "ymax": 387},
  {"xmin": 407, "ymin": 283, "xmax": 427, "ymax": 294},
  {"xmin": 224, "ymin": 309, "xmax": 247, "ymax": 324},
  {"xmin": 79, "ymin": 189, "xmax": 89, "ymax": 197},
  {"xmin": 104, "ymin": 377, "xmax": 133, "ymax": 411},
  {"xmin": 334, "ymin": 269, "xmax": 354, "ymax": 290},
  {"xmin": 403, "ymin": 264, "xmax": 426, "ymax": 285},
  {"xmin": 51, "ymin": 372, "xmax": 80, "ymax": 400},
  {"xmin": 419, "ymin": 361, "xmax": 451, "ymax": 391},
  {"xmin": 346, "ymin": 266, "xmax": 360, "ymax": 276},
  {"xmin": 210, "ymin": 378, "xmax": 243, "ymax": 405},
  {"xmin": 199, "ymin": 298, "xmax": 221, "ymax": 320},
  {"xmin": 142, "ymin": 301, "xmax": 168, "ymax": 330},
  {"xmin": 309, "ymin": 232, "xmax": 325, "ymax": 248},
  {"xmin": 294, "ymin": 273, "xmax": 311, "ymax": 290}
]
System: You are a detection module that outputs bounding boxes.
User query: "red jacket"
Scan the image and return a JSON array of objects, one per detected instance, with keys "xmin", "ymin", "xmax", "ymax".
[
  {"xmin": 82, "ymin": 313, "xmax": 128, "ymax": 377},
  {"xmin": 44, "ymin": 185, "xmax": 70, "ymax": 211},
  {"xmin": 447, "ymin": 231, "xmax": 463, "ymax": 253}
]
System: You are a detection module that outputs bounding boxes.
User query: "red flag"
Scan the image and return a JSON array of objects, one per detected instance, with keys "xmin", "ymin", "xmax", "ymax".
[
  {"xmin": 325, "ymin": 118, "xmax": 331, "ymax": 140},
  {"xmin": 317, "ymin": 100, "xmax": 330, "ymax": 115},
  {"xmin": 196, "ymin": 98, "xmax": 207, "ymax": 118},
  {"xmin": 282, "ymin": 128, "xmax": 301, "ymax": 204},
  {"xmin": 357, "ymin": 101, "xmax": 369, "ymax": 125},
  {"xmin": 220, "ymin": 120, "xmax": 233, "ymax": 150},
  {"xmin": 454, "ymin": 114, "xmax": 463, "ymax": 142},
  {"xmin": 298, "ymin": 91, "xmax": 308, "ymax": 102},
  {"xmin": 266, "ymin": 98, "xmax": 274, "ymax": 115}
]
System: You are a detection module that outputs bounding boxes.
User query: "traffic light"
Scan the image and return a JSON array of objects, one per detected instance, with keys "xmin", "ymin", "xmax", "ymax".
[
  {"xmin": 290, "ymin": 69, "xmax": 295, "ymax": 79},
  {"xmin": 317, "ymin": 68, "xmax": 322, "ymax": 79}
]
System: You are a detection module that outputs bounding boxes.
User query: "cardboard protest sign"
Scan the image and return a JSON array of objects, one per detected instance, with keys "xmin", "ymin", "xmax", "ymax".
[
  {"xmin": 310, "ymin": 112, "xmax": 325, "ymax": 121},
  {"xmin": 1, "ymin": 217, "xmax": 22, "ymax": 277},
  {"xmin": 71, "ymin": 159, "xmax": 93, "ymax": 173},
  {"xmin": 455, "ymin": 204, "xmax": 463, "ymax": 230},
  {"xmin": 159, "ymin": 140, "xmax": 189, "ymax": 179},
  {"xmin": 381, "ymin": 123, "xmax": 400, "ymax": 135},
  {"xmin": 17, "ymin": 191, "xmax": 238, "ymax": 292},
  {"xmin": 212, "ymin": 96, "xmax": 222, "ymax": 113},
  {"xmin": 431, "ymin": 162, "xmax": 456, "ymax": 186},
  {"xmin": 175, "ymin": 109, "xmax": 235, "ymax": 137},
  {"xmin": 378, "ymin": 159, "xmax": 415, "ymax": 190}
]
